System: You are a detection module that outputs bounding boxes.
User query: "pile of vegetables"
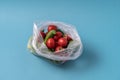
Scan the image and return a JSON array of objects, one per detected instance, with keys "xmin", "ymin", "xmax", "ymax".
[
  {"xmin": 27, "ymin": 21, "xmax": 83, "ymax": 65},
  {"xmin": 39, "ymin": 25, "xmax": 73, "ymax": 52}
]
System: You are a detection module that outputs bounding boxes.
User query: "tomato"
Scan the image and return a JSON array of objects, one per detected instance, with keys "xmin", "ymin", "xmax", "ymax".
[
  {"xmin": 46, "ymin": 38, "xmax": 55, "ymax": 49},
  {"xmin": 48, "ymin": 25, "xmax": 57, "ymax": 32},
  {"xmin": 40, "ymin": 32, "xmax": 46, "ymax": 39},
  {"xmin": 67, "ymin": 35, "xmax": 72, "ymax": 41},
  {"xmin": 53, "ymin": 35, "xmax": 59, "ymax": 41},
  {"xmin": 58, "ymin": 37, "xmax": 68, "ymax": 47},
  {"xmin": 64, "ymin": 34, "xmax": 72, "ymax": 41},
  {"xmin": 55, "ymin": 42, "xmax": 58, "ymax": 47},
  {"xmin": 55, "ymin": 46, "xmax": 63, "ymax": 51},
  {"xmin": 56, "ymin": 31, "xmax": 63, "ymax": 38},
  {"xmin": 53, "ymin": 31, "xmax": 63, "ymax": 41}
]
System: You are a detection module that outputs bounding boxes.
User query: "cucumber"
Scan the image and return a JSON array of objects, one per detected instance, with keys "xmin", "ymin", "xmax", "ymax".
[{"xmin": 44, "ymin": 30, "xmax": 56, "ymax": 43}]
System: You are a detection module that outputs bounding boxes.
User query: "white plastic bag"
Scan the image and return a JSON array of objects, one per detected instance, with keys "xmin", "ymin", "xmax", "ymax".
[{"xmin": 28, "ymin": 21, "xmax": 83, "ymax": 62}]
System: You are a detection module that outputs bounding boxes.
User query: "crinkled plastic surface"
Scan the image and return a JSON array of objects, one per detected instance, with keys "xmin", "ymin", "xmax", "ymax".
[{"xmin": 28, "ymin": 21, "xmax": 83, "ymax": 61}]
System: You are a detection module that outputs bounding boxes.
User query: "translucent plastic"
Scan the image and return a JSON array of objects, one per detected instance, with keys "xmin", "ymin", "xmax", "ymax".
[{"xmin": 28, "ymin": 21, "xmax": 83, "ymax": 61}]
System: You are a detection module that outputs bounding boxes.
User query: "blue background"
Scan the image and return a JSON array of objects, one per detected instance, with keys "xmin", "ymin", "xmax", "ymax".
[{"xmin": 0, "ymin": 0, "xmax": 120, "ymax": 80}]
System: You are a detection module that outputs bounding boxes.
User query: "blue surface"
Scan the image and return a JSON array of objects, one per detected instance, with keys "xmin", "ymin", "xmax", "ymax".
[{"xmin": 0, "ymin": 0, "xmax": 120, "ymax": 80}]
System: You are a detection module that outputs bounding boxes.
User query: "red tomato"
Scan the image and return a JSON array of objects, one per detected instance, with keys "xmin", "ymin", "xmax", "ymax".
[
  {"xmin": 48, "ymin": 25, "xmax": 57, "ymax": 32},
  {"xmin": 55, "ymin": 42, "xmax": 58, "ymax": 47},
  {"xmin": 53, "ymin": 31, "xmax": 63, "ymax": 41},
  {"xmin": 58, "ymin": 38, "xmax": 68, "ymax": 47},
  {"xmin": 56, "ymin": 31, "xmax": 63, "ymax": 38},
  {"xmin": 64, "ymin": 34, "xmax": 72, "ymax": 41},
  {"xmin": 55, "ymin": 46, "xmax": 63, "ymax": 51},
  {"xmin": 53, "ymin": 35, "xmax": 59, "ymax": 41},
  {"xmin": 40, "ymin": 32, "xmax": 46, "ymax": 39},
  {"xmin": 46, "ymin": 38, "xmax": 55, "ymax": 49}
]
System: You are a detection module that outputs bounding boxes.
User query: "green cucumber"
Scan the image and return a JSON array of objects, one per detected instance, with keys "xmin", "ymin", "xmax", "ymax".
[{"xmin": 44, "ymin": 30, "xmax": 56, "ymax": 43}]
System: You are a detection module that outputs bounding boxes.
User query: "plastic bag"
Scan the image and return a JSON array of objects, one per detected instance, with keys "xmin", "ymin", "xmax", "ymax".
[{"xmin": 27, "ymin": 21, "xmax": 83, "ymax": 64}]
